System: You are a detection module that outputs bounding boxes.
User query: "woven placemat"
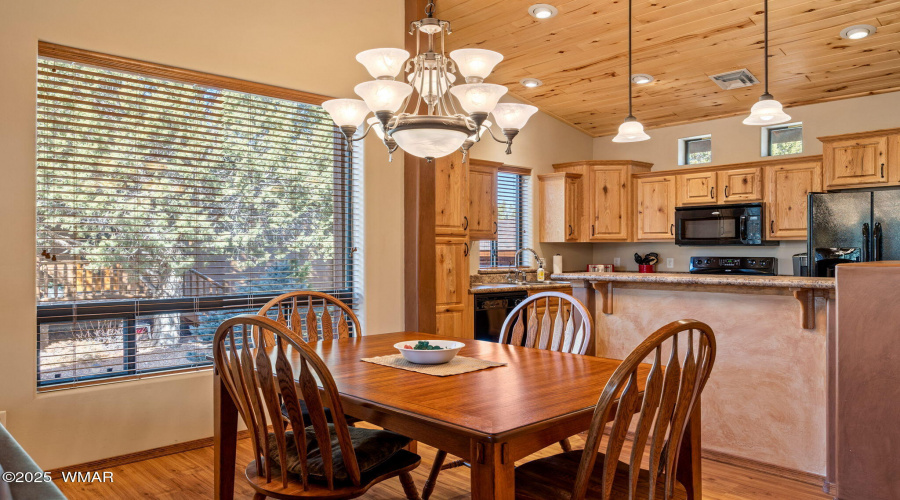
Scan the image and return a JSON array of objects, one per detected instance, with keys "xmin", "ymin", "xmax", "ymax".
[{"xmin": 361, "ymin": 354, "xmax": 506, "ymax": 377}]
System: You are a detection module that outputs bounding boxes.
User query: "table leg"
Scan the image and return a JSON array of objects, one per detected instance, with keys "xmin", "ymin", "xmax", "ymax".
[
  {"xmin": 214, "ymin": 369, "xmax": 238, "ymax": 500},
  {"xmin": 470, "ymin": 440, "xmax": 515, "ymax": 500},
  {"xmin": 677, "ymin": 396, "xmax": 702, "ymax": 500}
]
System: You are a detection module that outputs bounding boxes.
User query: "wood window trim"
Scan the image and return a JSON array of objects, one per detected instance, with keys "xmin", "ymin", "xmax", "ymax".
[{"xmin": 38, "ymin": 41, "xmax": 332, "ymax": 105}]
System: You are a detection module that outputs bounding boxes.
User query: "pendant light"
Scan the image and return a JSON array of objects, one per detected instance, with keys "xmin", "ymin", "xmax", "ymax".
[
  {"xmin": 613, "ymin": 0, "xmax": 650, "ymax": 143},
  {"xmin": 743, "ymin": 0, "xmax": 791, "ymax": 125}
]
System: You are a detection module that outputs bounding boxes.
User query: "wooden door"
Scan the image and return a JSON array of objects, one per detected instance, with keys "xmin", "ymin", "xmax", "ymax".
[
  {"xmin": 468, "ymin": 164, "xmax": 498, "ymax": 240},
  {"xmin": 434, "ymin": 151, "xmax": 468, "ymax": 236},
  {"xmin": 588, "ymin": 165, "xmax": 627, "ymax": 241},
  {"xmin": 823, "ymin": 136, "xmax": 888, "ymax": 189},
  {"xmin": 636, "ymin": 176, "xmax": 676, "ymax": 240},
  {"xmin": 565, "ymin": 175, "xmax": 582, "ymax": 242},
  {"xmin": 717, "ymin": 167, "xmax": 763, "ymax": 202},
  {"xmin": 766, "ymin": 162, "xmax": 822, "ymax": 240},
  {"xmin": 677, "ymin": 170, "xmax": 717, "ymax": 206},
  {"xmin": 435, "ymin": 237, "xmax": 470, "ymax": 338}
]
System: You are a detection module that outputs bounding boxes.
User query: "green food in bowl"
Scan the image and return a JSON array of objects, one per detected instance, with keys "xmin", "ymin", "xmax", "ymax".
[{"xmin": 403, "ymin": 341, "xmax": 445, "ymax": 351}]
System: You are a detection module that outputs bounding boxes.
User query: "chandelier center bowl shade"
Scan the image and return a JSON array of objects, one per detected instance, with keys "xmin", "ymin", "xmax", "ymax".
[{"xmin": 321, "ymin": 3, "xmax": 536, "ymax": 160}]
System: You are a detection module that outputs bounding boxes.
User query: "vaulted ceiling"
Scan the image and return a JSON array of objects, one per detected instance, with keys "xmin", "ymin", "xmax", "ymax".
[{"xmin": 434, "ymin": 0, "xmax": 900, "ymax": 137}]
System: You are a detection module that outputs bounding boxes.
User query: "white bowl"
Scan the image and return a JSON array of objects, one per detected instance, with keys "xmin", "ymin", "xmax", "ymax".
[{"xmin": 394, "ymin": 340, "xmax": 465, "ymax": 365}]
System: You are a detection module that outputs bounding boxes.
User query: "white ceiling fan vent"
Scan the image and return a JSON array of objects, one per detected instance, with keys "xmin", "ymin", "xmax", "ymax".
[{"xmin": 708, "ymin": 69, "xmax": 759, "ymax": 90}]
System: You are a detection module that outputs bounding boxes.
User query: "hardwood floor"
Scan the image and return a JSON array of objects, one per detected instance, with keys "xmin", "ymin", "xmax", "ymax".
[{"xmin": 55, "ymin": 427, "xmax": 830, "ymax": 499}]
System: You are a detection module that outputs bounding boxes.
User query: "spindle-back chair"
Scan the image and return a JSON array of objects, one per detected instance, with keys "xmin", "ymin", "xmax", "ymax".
[{"xmin": 258, "ymin": 291, "xmax": 360, "ymax": 343}]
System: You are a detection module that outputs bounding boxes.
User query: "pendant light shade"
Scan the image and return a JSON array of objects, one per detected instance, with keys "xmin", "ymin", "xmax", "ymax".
[
  {"xmin": 354, "ymin": 80, "xmax": 413, "ymax": 113},
  {"xmin": 613, "ymin": 117, "xmax": 651, "ymax": 143},
  {"xmin": 742, "ymin": 95, "xmax": 791, "ymax": 125},
  {"xmin": 744, "ymin": 0, "xmax": 789, "ymax": 126},
  {"xmin": 448, "ymin": 83, "xmax": 507, "ymax": 114},
  {"xmin": 613, "ymin": 0, "xmax": 650, "ymax": 143},
  {"xmin": 321, "ymin": 99, "xmax": 370, "ymax": 128},
  {"xmin": 449, "ymin": 49, "xmax": 504, "ymax": 82},
  {"xmin": 355, "ymin": 48, "xmax": 410, "ymax": 79}
]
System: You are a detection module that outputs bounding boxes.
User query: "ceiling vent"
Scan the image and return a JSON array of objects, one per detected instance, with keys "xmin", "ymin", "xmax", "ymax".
[{"xmin": 708, "ymin": 69, "xmax": 759, "ymax": 90}]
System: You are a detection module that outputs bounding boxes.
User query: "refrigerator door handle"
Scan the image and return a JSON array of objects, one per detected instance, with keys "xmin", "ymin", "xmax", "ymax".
[
  {"xmin": 874, "ymin": 222, "xmax": 883, "ymax": 261},
  {"xmin": 862, "ymin": 223, "xmax": 871, "ymax": 262}
]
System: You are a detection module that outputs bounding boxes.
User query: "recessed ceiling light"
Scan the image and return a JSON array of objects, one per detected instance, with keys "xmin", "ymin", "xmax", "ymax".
[
  {"xmin": 840, "ymin": 24, "xmax": 877, "ymax": 40},
  {"xmin": 631, "ymin": 73, "xmax": 655, "ymax": 85},
  {"xmin": 528, "ymin": 4, "xmax": 558, "ymax": 20},
  {"xmin": 520, "ymin": 78, "xmax": 543, "ymax": 88}
]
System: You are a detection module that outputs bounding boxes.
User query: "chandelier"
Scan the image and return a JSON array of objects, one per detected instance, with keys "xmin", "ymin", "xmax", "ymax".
[{"xmin": 321, "ymin": 2, "xmax": 537, "ymax": 161}]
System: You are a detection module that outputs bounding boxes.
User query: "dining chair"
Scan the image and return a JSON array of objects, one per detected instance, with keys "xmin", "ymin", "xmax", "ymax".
[
  {"xmin": 422, "ymin": 291, "xmax": 593, "ymax": 499},
  {"xmin": 257, "ymin": 291, "xmax": 362, "ymax": 427},
  {"xmin": 514, "ymin": 319, "xmax": 717, "ymax": 499},
  {"xmin": 212, "ymin": 314, "xmax": 422, "ymax": 500}
]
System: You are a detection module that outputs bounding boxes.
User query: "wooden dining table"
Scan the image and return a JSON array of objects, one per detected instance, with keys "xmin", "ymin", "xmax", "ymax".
[{"xmin": 214, "ymin": 331, "xmax": 702, "ymax": 500}]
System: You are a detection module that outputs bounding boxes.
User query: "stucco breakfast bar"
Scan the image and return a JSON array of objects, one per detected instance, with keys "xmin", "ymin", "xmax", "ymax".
[{"xmin": 553, "ymin": 271, "xmax": 835, "ymax": 485}]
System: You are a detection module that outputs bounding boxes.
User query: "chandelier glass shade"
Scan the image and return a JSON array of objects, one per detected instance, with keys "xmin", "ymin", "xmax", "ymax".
[{"xmin": 322, "ymin": 2, "xmax": 535, "ymax": 160}]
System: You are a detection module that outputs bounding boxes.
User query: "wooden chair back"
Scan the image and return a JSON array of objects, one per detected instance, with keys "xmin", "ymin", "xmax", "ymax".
[
  {"xmin": 212, "ymin": 314, "xmax": 361, "ymax": 491},
  {"xmin": 499, "ymin": 291, "xmax": 592, "ymax": 354},
  {"xmin": 573, "ymin": 319, "xmax": 716, "ymax": 500},
  {"xmin": 257, "ymin": 291, "xmax": 360, "ymax": 343}
]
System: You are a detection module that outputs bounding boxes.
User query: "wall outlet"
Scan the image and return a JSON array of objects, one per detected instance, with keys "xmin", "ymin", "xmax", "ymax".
[
  {"xmin": 0, "ymin": 411, "xmax": 6, "ymax": 428},
  {"xmin": 613, "ymin": 257, "xmax": 621, "ymax": 267},
  {"xmin": 666, "ymin": 258, "xmax": 675, "ymax": 269}
]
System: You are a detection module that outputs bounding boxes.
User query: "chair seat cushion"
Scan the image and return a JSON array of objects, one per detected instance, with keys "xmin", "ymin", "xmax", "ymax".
[
  {"xmin": 514, "ymin": 450, "xmax": 687, "ymax": 500},
  {"xmin": 280, "ymin": 400, "xmax": 360, "ymax": 426},
  {"xmin": 267, "ymin": 424, "xmax": 412, "ymax": 484}
]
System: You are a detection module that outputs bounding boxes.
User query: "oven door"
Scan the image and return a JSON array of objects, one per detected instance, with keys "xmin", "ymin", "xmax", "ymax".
[{"xmin": 675, "ymin": 204, "xmax": 759, "ymax": 245}]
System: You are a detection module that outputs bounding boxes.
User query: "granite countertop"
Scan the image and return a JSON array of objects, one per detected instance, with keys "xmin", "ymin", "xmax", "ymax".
[
  {"xmin": 469, "ymin": 281, "xmax": 575, "ymax": 294},
  {"xmin": 550, "ymin": 272, "xmax": 835, "ymax": 289}
]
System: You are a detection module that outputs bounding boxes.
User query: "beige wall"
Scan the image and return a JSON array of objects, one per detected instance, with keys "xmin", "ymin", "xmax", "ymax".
[
  {"xmin": 0, "ymin": 0, "xmax": 405, "ymax": 469},
  {"xmin": 590, "ymin": 92, "xmax": 900, "ymax": 273},
  {"xmin": 468, "ymin": 97, "xmax": 596, "ymax": 274}
]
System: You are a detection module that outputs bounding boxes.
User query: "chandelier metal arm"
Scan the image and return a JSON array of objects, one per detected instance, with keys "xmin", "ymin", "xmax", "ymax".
[{"xmin": 340, "ymin": 123, "xmax": 376, "ymax": 143}]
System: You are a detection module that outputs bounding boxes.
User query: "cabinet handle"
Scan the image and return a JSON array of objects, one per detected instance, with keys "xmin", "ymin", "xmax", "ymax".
[
  {"xmin": 462, "ymin": 216, "xmax": 468, "ymax": 230},
  {"xmin": 568, "ymin": 224, "xmax": 574, "ymax": 236},
  {"xmin": 882, "ymin": 163, "xmax": 885, "ymax": 178},
  {"xmin": 670, "ymin": 223, "xmax": 674, "ymax": 235},
  {"xmin": 463, "ymin": 242, "xmax": 469, "ymax": 257},
  {"xmin": 724, "ymin": 185, "xmax": 729, "ymax": 198},
  {"xmin": 770, "ymin": 220, "xmax": 775, "ymax": 234},
  {"xmin": 591, "ymin": 224, "xmax": 595, "ymax": 236},
  {"xmin": 493, "ymin": 221, "xmax": 498, "ymax": 234},
  {"xmin": 710, "ymin": 186, "xmax": 714, "ymax": 199}
]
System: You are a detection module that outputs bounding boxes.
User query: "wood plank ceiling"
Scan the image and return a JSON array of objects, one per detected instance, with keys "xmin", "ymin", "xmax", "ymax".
[{"xmin": 433, "ymin": 0, "xmax": 900, "ymax": 137}]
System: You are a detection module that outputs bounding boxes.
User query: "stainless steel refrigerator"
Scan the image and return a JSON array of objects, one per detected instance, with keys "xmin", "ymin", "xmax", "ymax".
[{"xmin": 807, "ymin": 189, "xmax": 900, "ymax": 277}]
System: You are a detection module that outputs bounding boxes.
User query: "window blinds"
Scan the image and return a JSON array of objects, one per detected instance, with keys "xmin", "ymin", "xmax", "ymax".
[
  {"xmin": 35, "ymin": 47, "xmax": 360, "ymax": 390},
  {"xmin": 479, "ymin": 171, "xmax": 531, "ymax": 268}
]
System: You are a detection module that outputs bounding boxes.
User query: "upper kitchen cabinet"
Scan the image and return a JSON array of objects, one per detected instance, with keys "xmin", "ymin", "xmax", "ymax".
[
  {"xmin": 717, "ymin": 167, "xmax": 763, "ymax": 203},
  {"xmin": 468, "ymin": 159, "xmax": 502, "ymax": 241},
  {"xmin": 677, "ymin": 170, "xmax": 717, "ymax": 206},
  {"xmin": 820, "ymin": 128, "xmax": 900, "ymax": 190},
  {"xmin": 550, "ymin": 160, "xmax": 652, "ymax": 242},
  {"xmin": 635, "ymin": 174, "xmax": 676, "ymax": 241},
  {"xmin": 538, "ymin": 172, "xmax": 583, "ymax": 242},
  {"xmin": 766, "ymin": 160, "xmax": 822, "ymax": 240},
  {"xmin": 434, "ymin": 151, "xmax": 468, "ymax": 237}
]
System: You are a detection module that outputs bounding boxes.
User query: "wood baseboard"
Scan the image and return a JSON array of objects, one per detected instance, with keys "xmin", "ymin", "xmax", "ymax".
[
  {"xmin": 46, "ymin": 429, "xmax": 252, "ymax": 479},
  {"xmin": 700, "ymin": 448, "xmax": 825, "ymax": 488}
]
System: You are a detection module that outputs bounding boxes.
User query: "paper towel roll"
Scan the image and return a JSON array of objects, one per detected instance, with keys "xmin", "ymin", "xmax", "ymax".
[{"xmin": 552, "ymin": 254, "xmax": 563, "ymax": 274}]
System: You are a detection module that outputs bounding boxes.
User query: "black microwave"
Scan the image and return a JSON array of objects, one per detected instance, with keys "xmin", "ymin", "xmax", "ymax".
[{"xmin": 674, "ymin": 203, "xmax": 777, "ymax": 246}]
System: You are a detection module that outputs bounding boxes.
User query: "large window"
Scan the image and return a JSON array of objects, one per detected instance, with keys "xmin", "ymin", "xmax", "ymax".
[
  {"xmin": 479, "ymin": 171, "xmax": 531, "ymax": 268},
  {"xmin": 35, "ymin": 44, "xmax": 360, "ymax": 390},
  {"xmin": 764, "ymin": 122, "xmax": 803, "ymax": 156}
]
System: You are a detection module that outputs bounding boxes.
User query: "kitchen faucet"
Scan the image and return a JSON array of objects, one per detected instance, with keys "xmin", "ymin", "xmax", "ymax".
[{"xmin": 506, "ymin": 248, "xmax": 545, "ymax": 284}]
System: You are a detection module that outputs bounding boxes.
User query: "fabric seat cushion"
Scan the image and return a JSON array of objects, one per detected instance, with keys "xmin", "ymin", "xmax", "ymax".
[
  {"xmin": 514, "ymin": 450, "xmax": 687, "ymax": 500},
  {"xmin": 280, "ymin": 400, "xmax": 360, "ymax": 426},
  {"xmin": 267, "ymin": 424, "xmax": 412, "ymax": 484}
]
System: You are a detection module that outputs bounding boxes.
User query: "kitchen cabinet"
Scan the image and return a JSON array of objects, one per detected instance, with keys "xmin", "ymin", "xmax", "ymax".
[
  {"xmin": 717, "ymin": 167, "xmax": 763, "ymax": 202},
  {"xmin": 435, "ymin": 237, "xmax": 471, "ymax": 338},
  {"xmin": 766, "ymin": 161, "xmax": 822, "ymax": 240},
  {"xmin": 549, "ymin": 160, "xmax": 653, "ymax": 242},
  {"xmin": 636, "ymin": 175, "xmax": 676, "ymax": 240},
  {"xmin": 468, "ymin": 159, "xmax": 500, "ymax": 240},
  {"xmin": 677, "ymin": 170, "xmax": 717, "ymax": 206},
  {"xmin": 820, "ymin": 129, "xmax": 900, "ymax": 189},
  {"xmin": 538, "ymin": 172, "xmax": 582, "ymax": 242},
  {"xmin": 434, "ymin": 151, "xmax": 469, "ymax": 236}
]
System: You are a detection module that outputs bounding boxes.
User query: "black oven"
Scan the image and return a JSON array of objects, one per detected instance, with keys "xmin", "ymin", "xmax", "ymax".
[{"xmin": 675, "ymin": 203, "xmax": 776, "ymax": 246}]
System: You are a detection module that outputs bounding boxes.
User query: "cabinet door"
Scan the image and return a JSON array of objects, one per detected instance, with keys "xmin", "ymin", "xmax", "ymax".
[
  {"xmin": 636, "ymin": 176, "xmax": 676, "ymax": 240},
  {"xmin": 718, "ymin": 167, "xmax": 763, "ymax": 202},
  {"xmin": 468, "ymin": 165, "xmax": 498, "ymax": 240},
  {"xmin": 677, "ymin": 171, "xmax": 717, "ymax": 206},
  {"xmin": 824, "ymin": 136, "xmax": 888, "ymax": 188},
  {"xmin": 435, "ymin": 238, "xmax": 469, "ymax": 308},
  {"xmin": 766, "ymin": 162, "xmax": 822, "ymax": 240},
  {"xmin": 434, "ymin": 151, "xmax": 468, "ymax": 236},
  {"xmin": 588, "ymin": 165, "xmax": 628, "ymax": 240},
  {"xmin": 565, "ymin": 176, "xmax": 582, "ymax": 242},
  {"xmin": 436, "ymin": 307, "xmax": 466, "ymax": 339}
]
